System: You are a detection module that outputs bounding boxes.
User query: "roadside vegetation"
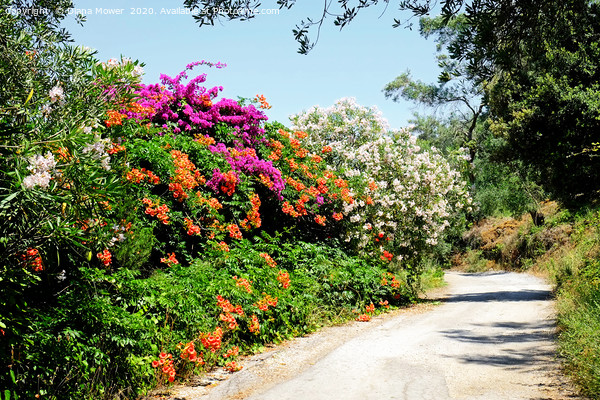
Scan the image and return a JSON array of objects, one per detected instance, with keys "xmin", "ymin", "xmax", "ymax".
[{"xmin": 0, "ymin": 4, "xmax": 465, "ymax": 399}]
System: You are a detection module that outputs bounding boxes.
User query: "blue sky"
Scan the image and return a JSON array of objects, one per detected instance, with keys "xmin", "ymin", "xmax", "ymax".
[{"xmin": 62, "ymin": 1, "xmax": 441, "ymax": 130}]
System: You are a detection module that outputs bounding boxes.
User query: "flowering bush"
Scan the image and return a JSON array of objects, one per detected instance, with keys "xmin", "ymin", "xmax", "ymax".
[
  {"xmin": 0, "ymin": 13, "xmax": 451, "ymax": 396},
  {"xmin": 0, "ymin": 8, "xmax": 154, "ymax": 397},
  {"xmin": 291, "ymin": 98, "xmax": 472, "ymax": 273}
]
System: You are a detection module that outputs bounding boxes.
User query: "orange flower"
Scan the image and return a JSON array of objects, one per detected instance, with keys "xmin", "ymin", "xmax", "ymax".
[
  {"xmin": 259, "ymin": 173, "xmax": 275, "ymax": 188},
  {"xmin": 294, "ymin": 130, "xmax": 308, "ymax": 139},
  {"xmin": 183, "ymin": 217, "xmax": 201, "ymax": 236},
  {"xmin": 217, "ymin": 295, "xmax": 235, "ymax": 313},
  {"xmin": 220, "ymin": 171, "xmax": 239, "ymax": 196},
  {"xmin": 200, "ymin": 327, "xmax": 224, "ymax": 353},
  {"xmin": 254, "ymin": 294, "xmax": 278, "ymax": 311},
  {"xmin": 248, "ymin": 314, "xmax": 260, "ymax": 334},
  {"xmin": 56, "ymin": 147, "xmax": 71, "ymax": 161},
  {"xmin": 168, "ymin": 150, "xmax": 204, "ymax": 201},
  {"xmin": 195, "ymin": 134, "xmax": 216, "ymax": 146},
  {"xmin": 334, "ymin": 178, "xmax": 348, "ymax": 188},
  {"xmin": 96, "ymin": 249, "xmax": 111, "ymax": 266},
  {"xmin": 277, "ymin": 270, "xmax": 291, "ymax": 289},
  {"xmin": 20, "ymin": 248, "xmax": 43, "ymax": 271},
  {"xmin": 207, "ymin": 197, "xmax": 222, "ymax": 210},
  {"xmin": 255, "ymin": 94, "xmax": 272, "ymax": 109},
  {"xmin": 160, "ymin": 252, "xmax": 179, "ymax": 267},
  {"xmin": 200, "ymin": 94, "xmax": 212, "ymax": 108},
  {"xmin": 286, "ymin": 177, "xmax": 306, "ymax": 192},
  {"xmin": 228, "ymin": 223, "xmax": 242, "ymax": 239},
  {"xmin": 286, "ymin": 157, "xmax": 299, "ymax": 171},
  {"xmin": 314, "ymin": 215, "xmax": 326, "ymax": 226},
  {"xmin": 297, "ymin": 152, "xmax": 309, "ymax": 163},
  {"xmin": 259, "ymin": 252, "xmax": 277, "ymax": 268},
  {"xmin": 220, "ymin": 313, "xmax": 239, "ymax": 330},
  {"xmin": 151, "ymin": 352, "xmax": 176, "ymax": 381},
  {"xmin": 241, "ymin": 193, "xmax": 262, "ymax": 229},
  {"xmin": 224, "ymin": 361, "xmax": 243, "ymax": 373},
  {"xmin": 217, "ymin": 241, "xmax": 230, "ymax": 252},
  {"xmin": 381, "ymin": 250, "xmax": 393, "ymax": 262},
  {"xmin": 107, "ymin": 142, "xmax": 126, "ymax": 155},
  {"xmin": 177, "ymin": 341, "xmax": 204, "ymax": 365},
  {"xmin": 143, "ymin": 199, "xmax": 170, "ymax": 224},
  {"xmin": 105, "ymin": 110, "xmax": 125, "ymax": 127},
  {"xmin": 233, "ymin": 275, "xmax": 253, "ymax": 293},
  {"xmin": 278, "ymin": 128, "xmax": 291, "ymax": 138},
  {"xmin": 223, "ymin": 346, "xmax": 240, "ymax": 358},
  {"xmin": 282, "ymin": 201, "xmax": 299, "ymax": 217}
]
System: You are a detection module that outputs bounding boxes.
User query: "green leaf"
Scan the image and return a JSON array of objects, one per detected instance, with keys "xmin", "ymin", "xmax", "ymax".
[{"xmin": 0, "ymin": 192, "xmax": 19, "ymax": 209}]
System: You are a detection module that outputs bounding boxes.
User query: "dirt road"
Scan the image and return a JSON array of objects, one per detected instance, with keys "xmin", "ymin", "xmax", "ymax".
[{"xmin": 165, "ymin": 271, "xmax": 582, "ymax": 400}]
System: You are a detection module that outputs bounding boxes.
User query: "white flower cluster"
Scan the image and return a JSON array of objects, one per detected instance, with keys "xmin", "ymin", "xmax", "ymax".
[
  {"xmin": 82, "ymin": 135, "xmax": 111, "ymax": 170},
  {"xmin": 101, "ymin": 57, "xmax": 144, "ymax": 78},
  {"xmin": 290, "ymin": 97, "xmax": 389, "ymax": 162},
  {"xmin": 40, "ymin": 84, "xmax": 66, "ymax": 116},
  {"xmin": 292, "ymin": 99, "xmax": 472, "ymax": 262},
  {"xmin": 23, "ymin": 152, "xmax": 57, "ymax": 189},
  {"xmin": 49, "ymin": 85, "xmax": 65, "ymax": 104},
  {"xmin": 109, "ymin": 224, "xmax": 128, "ymax": 246}
]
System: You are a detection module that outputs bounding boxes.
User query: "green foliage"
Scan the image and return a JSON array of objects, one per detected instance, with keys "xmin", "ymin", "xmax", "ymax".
[
  {"xmin": 558, "ymin": 280, "xmax": 600, "ymax": 397},
  {"xmin": 443, "ymin": 0, "xmax": 600, "ymax": 203},
  {"xmin": 384, "ymin": 15, "xmax": 485, "ymax": 164},
  {"xmin": 472, "ymin": 156, "xmax": 543, "ymax": 219},
  {"xmin": 548, "ymin": 207, "xmax": 600, "ymax": 397},
  {"xmin": 410, "ymin": 113, "xmax": 466, "ymax": 154}
]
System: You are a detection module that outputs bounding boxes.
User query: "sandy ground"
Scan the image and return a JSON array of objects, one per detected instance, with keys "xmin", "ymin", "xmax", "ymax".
[{"xmin": 150, "ymin": 271, "xmax": 584, "ymax": 400}]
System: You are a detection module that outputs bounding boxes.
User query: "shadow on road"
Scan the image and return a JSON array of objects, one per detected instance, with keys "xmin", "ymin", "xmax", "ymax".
[
  {"xmin": 445, "ymin": 289, "xmax": 552, "ymax": 303},
  {"xmin": 440, "ymin": 320, "xmax": 557, "ymax": 372},
  {"xmin": 442, "ymin": 320, "xmax": 556, "ymax": 345}
]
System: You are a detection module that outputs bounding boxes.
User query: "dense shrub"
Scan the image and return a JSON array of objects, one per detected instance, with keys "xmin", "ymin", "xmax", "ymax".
[
  {"xmin": 291, "ymin": 98, "xmax": 472, "ymax": 271},
  {"xmin": 0, "ymin": 52, "xmax": 468, "ymax": 398},
  {"xmin": 0, "ymin": 5, "xmax": 470, "ymax": 397}
]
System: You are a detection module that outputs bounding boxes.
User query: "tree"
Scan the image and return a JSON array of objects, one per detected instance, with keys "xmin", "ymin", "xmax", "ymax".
[
  {"xmin": 383, "ymin": 13, "xmax": 551, "ymax": 218},
  {"xmin": 383, "ymin": 15, "xmax": 485, "ymax": 164}
]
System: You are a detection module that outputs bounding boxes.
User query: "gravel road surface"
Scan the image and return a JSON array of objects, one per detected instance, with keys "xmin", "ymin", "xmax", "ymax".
[{"xmin": 161, "ymin": 271, "xmax": 582, "ymax": 400}]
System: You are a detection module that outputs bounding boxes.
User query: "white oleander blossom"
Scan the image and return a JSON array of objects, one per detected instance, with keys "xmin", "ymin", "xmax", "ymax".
[
  {"xmin": 41, "ymin": 104, "xmax": 52, "ymax": 116},
  {"xmin": 82, "ymin": 135, "xmax": 111, "ymax": 170},
  {"xmin": 132, "ymin": 65, "xmax": 144, "ymax": 77},
  {"xmin": 48, "ymin": 85, "xmax": 65, "ymax": 103},
  {"xmin": 23, "ymin": 171, "xmax": 52, "ymax": 189},
  {"xmin": 22, "ymin": 152, "xmax": 57, "ymax": 189}
]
